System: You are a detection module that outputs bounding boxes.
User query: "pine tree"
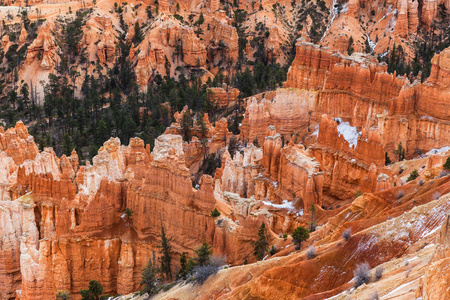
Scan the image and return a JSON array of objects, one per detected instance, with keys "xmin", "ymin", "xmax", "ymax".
[
  {"xmin": 158, "ymin": 222, "xmax": 172, "ymax": 281},
  {"xmin": 394, "ymin": 142, "xmax": 405, "ymax": 161},
  {"xmin": 133, "ymin": 21, "xmax": 143, "ymax": 45},
  {"xmin": 444, "ymin": 157, "xmax": 450, "ymax": 171},
  {"xmin": 347, "ymin": 36, "xmax": 354, "ymax": 55},
  {"xmin": 177, "ymin": 252, "xmax": 190, "ymax": 279},
  {"xmin": 308, "ymin": 204, "xmax": 317, "ymax": 232},
  {"xmin": 62, "ymin": 133, "xmax": 74, "ymax": 156},
  {"xmin": 20, "ymin": 83, "xmax": 29, "ymax": 112},
  {"xmin": 385, "ymin": 152, "xmax": 392, "ymax": 165},
  {"xmin": 180, "ymin": 110, "xmax": 192, "ymax": 142},
  {"xmin": 291, "ymin": 226, "xmax": 309, "ymax": 250},
  {"xmin": 80, "ymin": 280, "xmax": 103, "ymax": 300},
  {"xmin": 141, "ymin": 252, "xmax": 159, "ymax": 295},
  {"xmin": 194, "ymin": 241, "xmax": 213, "ymax": 266},
  {"xmin": 251, "ymin": 222, "xmax": 270, "ymax": 260},
  {"xmin": 407, "ymin": 169, "xmax": 419, "ymax": 182}
]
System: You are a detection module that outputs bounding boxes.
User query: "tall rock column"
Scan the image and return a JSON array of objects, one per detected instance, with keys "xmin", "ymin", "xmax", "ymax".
[{"xmin": 262, "ymin": 126, "xmax": 282, "ymax": 180}]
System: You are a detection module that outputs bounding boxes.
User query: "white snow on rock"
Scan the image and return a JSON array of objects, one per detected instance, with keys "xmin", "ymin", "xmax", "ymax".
[
  {"xmin": 334, "ymin": 118, "xmax": 361, "ymax": 148},
  {"xmin": 426, "ymin": 146, "xmax": 450, "ymax": 156},
  {"xmin": 263, "ymin": 199, "xmax": 296, "ymax": 211},
  {"xmin": 311, "ymin": 125, "xmax": 319, "ymax": 138}
]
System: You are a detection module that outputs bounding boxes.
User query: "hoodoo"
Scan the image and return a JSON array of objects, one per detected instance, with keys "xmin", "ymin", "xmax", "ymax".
[{"xmin": 0, "ymin": 0, "xmax": 449, "ymax": 299}]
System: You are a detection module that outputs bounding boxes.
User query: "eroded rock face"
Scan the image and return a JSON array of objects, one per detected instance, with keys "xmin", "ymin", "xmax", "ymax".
[
  {"xmin": 217, "ymin": 144, "xmax": 262, "ymax": 198},
  {"xmin": 134, "ymin": 17, "xmax": 207, "ymax": 88},
  {"xmin": 247, "ymin": 41, "xmax": 450, "ymax": 161},
  {"xmin": 0, "ymin": 122, "xmax": 292, "ymax": 298},
  {"xmin": 26, "ymin": 21, "xmax": 59, "ymax": 70},
  {"xmin": 0, "ymin": 200, "xmax": 22, "ymax": 300},
  {"xmin": 278, "ymin": 143, "xmax": 323, "ymax": 210},
  {"xmin": 82, "ymin": 15, "xmax": 118, "ymax": 65},
  {"xmin": 420, "ymin": 213, "xmax": 450, "ymax": 300},
  {"xmin": 208, "ymin": 85, "xmax": 240, "ymax": 108},
  {"xmin": 241, "ymin": 42, "xmax": 450, "ymax": 202},
  {"xmin": 241, "ymin": 88, "xmax": 316, "ymax": 143},
  {"xmin": 18, "ymin": 25, "xmax": 28, "ymax": 44}
]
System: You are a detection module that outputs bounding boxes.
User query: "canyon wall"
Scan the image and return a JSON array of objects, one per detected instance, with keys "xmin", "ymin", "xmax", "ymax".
[
  {"xmin": 0, "ymin": 122, "xmax": 300, "ymax": 299},
  {"xmin": 242, "ymin": 41, "xmax": 450, "ymax": 201}
]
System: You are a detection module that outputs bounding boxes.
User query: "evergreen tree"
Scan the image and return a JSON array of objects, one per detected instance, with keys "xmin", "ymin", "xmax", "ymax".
[
  {"xmin": 197, "ymin": 13, "xmax": 204, "ymax": 25},
  {"xmin": 210, "ymin": 208, "xmax": 220, "ymax": 217},
  {"xmin": 177, "ymin": 252, "xmax": 189, "ymax": 279},
  {"xmin": 133, "ymin": 21, "xmax": 143, "ymax": 45},
  {"xmin": 291, "ymin": 226, "xmax": 309, "ymax": 250},
  {"xmin": 444, "ymin": 157, "xmax": 450, "ymax": 171},
  {"xmin": 141, "ymin": 252, "xmax": 159, "ymax": 295},
  {"xmin": 407, "ymin": 169, "xmax": 419, "ymax": 182},
  {"xmin": 394, "ymin": 142, "xmax": 405, "ymax": 161},
  {"xmin": 308, "ymin": 204, "xmax": 317, "ymax": 232},
  {"xmin": 80, "ymin": 280, "xmax": 103, "ymax": 300},
  {"xmin": 251, "ymin": 222, "xmax": 270, "ymax": 260},
  {"xmin": 347, "ymin": 36, "xmax": 354, "ymax": 55},
  {"xmin": 95, "ymin": 119, "xmax": 109, "ymax": 146},
  {"xmin": 8, "ymin": 90, "xmax": 17, "ymax": 111},
  {"xmin": 194, "ymin": 241, "xmax": 213, "ymax": 266},
  {"xmin": 20, "ymin": 83, "xmax": 29, "ymax": 112},
  {"xmin": 158, "ymin": 222, "xmax": 172, "ymax": 281},
  {"xmin": 180, "ymin": 110, "xmax": 192, "ymax": 142},
  {"xmin": 385, "ymin": 152, "xmax": 392, "ymax": 165},
  {"xmin": 62, "ymin": 133, "xmax": 74, "ymax": 156},
  {"xmin": 121, "ymin": 115, "xmax": 137, "ymax": 143}
]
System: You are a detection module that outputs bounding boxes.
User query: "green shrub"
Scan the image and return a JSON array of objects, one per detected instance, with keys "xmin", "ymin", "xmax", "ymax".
[
  {"xmin": 443, "ymin": 157, "xmax": 450, "ymax": 171},
  {"xmin": 269, "ymin": 245, "xmax": 278, "ymax": 255},
  {"xmin": 291, "ymin": 226, "xmax": 309, "ymax": 250},
  {"xmin": 80, "ymin": 280, "xmax": 103, "ymax": 300},
  {"xmin": 210, "ymin": 208, "xmax": 220, "ymax": 218},
  {"xmin": 56, "ymin": 290, "xmax": 71, "ymax": 300},
  {"xmin": 407, "ymin": 169, "xmax": 419, "ymax": 182}
]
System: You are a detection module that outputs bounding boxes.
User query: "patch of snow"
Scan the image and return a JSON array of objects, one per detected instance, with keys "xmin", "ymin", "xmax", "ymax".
[
  {"xmin": 374, "ymin": 5, "xmax": 393, "ymax": 27},
  {"xmin": 424, "ymin": 243, "xmax": 435, "ymax": 249},
  {"xmin": 385, "ymin": 277, "xmax": 421, "ymax": 297},
  {"xmin": 377, "ymin": 173, "xmax": 390, "ymax": 183},
  {"xmin": 311, "ymin": 127, "xmax": 319, "ymax": 138},
  {"xmin": 262, "ymin": 254, "xmax": 269, "ymax": 261},
  {"xmin": 340, "ymin": 2, "xmax": 349, "ymax": 13},
  {"xmin": 379, "ymin": 50, "xmax": 390, "ymax": 59},
  {"xmin": 334, "ymin": 118, "xmax": 361, "ymax": 148},
  {"xmin": 426, "ymin": 146, "xmax": 450, "ymax": 156},
  {"xmin": 421, "ymin": 224, "xmax": 442, "ymax": 238},
  {"xmin": 321, "ymin": 0, "xmax": 338, "ymax": 41},
  {"xmin": 367, "ymin": 34, "xmax": 376, "ymax": 53},
  {"xmin": 263, "ymin": 199, "xmax": 296, "ymax": 212},
  {"xmin": 421, "ymin": 115, "xmax": 434, "ymax": 121},
  {"xmin": 389, "ymin": 12, "xmax": 397, "ymax": 31}
]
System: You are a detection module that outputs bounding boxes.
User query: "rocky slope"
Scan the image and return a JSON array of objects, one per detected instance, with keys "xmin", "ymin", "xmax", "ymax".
[
  {"xmin": 0, "ymin": 0, "xmax": 449, "ymax": 299},
  {"xmin": 0, "ymin": 0, "xmax": 449, "ymax": 97},
  {"xmin": 0, "ymin": 37, "xmax": 448, "ymax": 299}
]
